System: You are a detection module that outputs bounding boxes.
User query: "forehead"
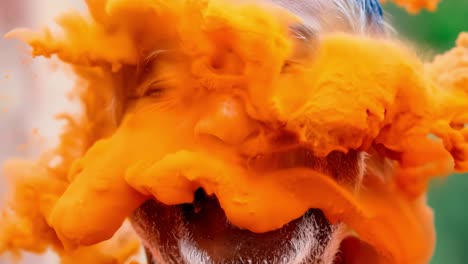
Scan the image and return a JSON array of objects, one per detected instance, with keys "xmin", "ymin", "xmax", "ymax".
[
  {"xmin": 139, "ymin": 0, "xmax": 387, "ymax": 80},
  {"xmin": 130, "ymin": 0, "xmax": 387, "ymax": 104}
]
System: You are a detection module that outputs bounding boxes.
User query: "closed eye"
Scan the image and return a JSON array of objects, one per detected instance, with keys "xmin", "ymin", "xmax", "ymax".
[{"xmin": 144, "ymin": 80, "xmax": 166, "ymax": 98}]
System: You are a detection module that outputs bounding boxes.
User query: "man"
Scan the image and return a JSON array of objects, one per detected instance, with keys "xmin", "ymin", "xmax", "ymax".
[{"xmin": 1, "ymin": 0, "xmax": 467, "ymax": 263}]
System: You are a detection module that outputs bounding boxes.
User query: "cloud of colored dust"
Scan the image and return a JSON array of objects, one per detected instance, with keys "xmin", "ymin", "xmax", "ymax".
[
  {"xmin": 382, "ymin": 0, "xmax": 440, "ymax": 13},
  {"xmin": 0, "ymin": 0, "xmax": 467, "ymax": 263}
]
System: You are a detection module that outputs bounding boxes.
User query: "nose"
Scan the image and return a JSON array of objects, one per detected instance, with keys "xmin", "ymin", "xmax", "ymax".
[{"xmin": 195, "ymin": 96, "xmax": 259, "ymax": 145}]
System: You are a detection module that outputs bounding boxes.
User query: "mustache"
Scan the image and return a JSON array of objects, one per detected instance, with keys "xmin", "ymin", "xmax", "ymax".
[{"xmin": 244, "ymin": 147, "xmax": 364, "ymax": 186}]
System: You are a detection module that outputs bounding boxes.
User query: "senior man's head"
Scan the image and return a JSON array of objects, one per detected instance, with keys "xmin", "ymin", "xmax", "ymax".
[{"xmin": 2, "ymin": 1, "xmax": 468, "ymax": 264}]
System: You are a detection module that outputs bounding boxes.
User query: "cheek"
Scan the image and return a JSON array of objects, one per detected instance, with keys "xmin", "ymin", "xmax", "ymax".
[
  {"xmin": 115, "ymin": 108, "xmax": 200, "ymax": 159},
  {"xmin": 273, "ymin": 74, "xmax": 311, "ymax": 117}
]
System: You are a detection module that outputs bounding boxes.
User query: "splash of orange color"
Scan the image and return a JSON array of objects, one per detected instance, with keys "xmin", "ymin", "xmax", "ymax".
[
  {"xmin": 380, "ymin": 0, "xmax": 440, "ymax": 13},
  {"xmin": 0, "ymin": 1, "xmax": 467, "ymax": 264}
]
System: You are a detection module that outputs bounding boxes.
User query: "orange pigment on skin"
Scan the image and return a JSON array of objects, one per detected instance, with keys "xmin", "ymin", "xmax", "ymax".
[{"xmin": 0, "ymin": 0, "xmax": 466, "ymax": 263}]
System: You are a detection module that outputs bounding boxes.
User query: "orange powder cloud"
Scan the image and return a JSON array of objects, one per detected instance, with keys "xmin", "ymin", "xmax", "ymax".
[
  {"xmin": 0, "ymin": 0, "xmax": 467, "ymax": 263},
  {"xmin": 380, "ymin": 0, "xmax": 440, "ymax": 13}
]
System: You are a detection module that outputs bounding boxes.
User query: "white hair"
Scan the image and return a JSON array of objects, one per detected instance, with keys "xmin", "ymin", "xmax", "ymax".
[{"xmin": 267, "ymin": 0, "xmax": 389, "ymax": 35}]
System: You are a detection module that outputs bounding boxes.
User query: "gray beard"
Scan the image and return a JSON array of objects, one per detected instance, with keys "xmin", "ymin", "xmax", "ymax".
[{"xmin": 132, "ymin": 207, "xmax": 346, "ymax": 264}]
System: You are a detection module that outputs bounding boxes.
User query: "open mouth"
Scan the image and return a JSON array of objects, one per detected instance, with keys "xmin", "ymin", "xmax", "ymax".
[{"xmin": 130, "ymin": 148, "xmax": 362, "ymax": 264}]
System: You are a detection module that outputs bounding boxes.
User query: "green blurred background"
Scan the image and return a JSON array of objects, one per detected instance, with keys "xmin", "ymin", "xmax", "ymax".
[{"xmin": 384, "ymin": 1, "xmax": 468, "ymax": 263}]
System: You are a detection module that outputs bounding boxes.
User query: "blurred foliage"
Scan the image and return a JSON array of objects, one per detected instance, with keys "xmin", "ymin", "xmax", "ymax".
[
  {"xmin": 383, "ymin": 1, "xmax": 468, "ymax": 263},
  {"xmin": 384, "ymin": 0, "xmax": 468, "ymax": 52}
]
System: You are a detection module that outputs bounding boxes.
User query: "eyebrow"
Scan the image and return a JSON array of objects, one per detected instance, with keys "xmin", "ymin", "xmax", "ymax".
[
  {"xmin": 135, "ymin": 50, "xmax": 171, "ymax": 86},
  {"xmin": 289, "ymin": 23, "xmax": 316, "ymax": 41},
  {"xmin": 144, "ymin": 49, "xmax": 168, "ymax": 67}
]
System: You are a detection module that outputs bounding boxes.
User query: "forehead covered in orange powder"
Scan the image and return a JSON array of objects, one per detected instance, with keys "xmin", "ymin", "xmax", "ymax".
[{"xmin": 0, "ymin": 0, "xmax": 467, "ymax": 264}]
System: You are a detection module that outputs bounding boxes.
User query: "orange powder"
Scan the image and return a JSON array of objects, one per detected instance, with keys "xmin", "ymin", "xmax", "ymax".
[
  {"xmin": 380, "ymin": 0, "xmax": 440, "ymax": 12},
  {"xmin": 0, "ymin": 0, "xmax": 467, "ymax": 264}
]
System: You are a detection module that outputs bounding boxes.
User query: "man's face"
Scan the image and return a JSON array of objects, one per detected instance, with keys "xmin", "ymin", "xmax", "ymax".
[
  {"xmin": 7, "ymin": 0, "xmax": 461, "ymax": 263},
  {"xmin": 118, "ymin": 51, "xmax": 363, "ymax": 263},
  {"xmin": 47, "ymin": 1, "xmax": 406, "ymax": 263}
]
